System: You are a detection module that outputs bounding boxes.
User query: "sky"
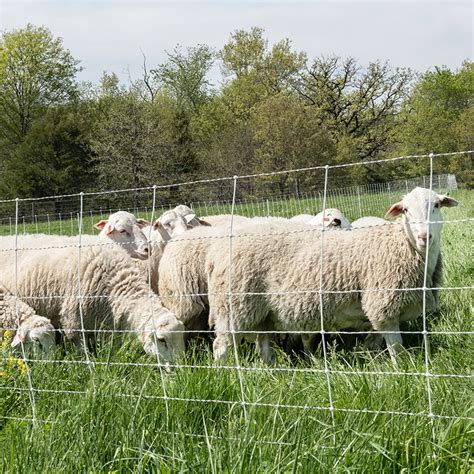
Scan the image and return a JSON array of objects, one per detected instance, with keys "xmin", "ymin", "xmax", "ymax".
[{"xmin": 1, "ymin": 0, "xmax": 472, "ymax": 86}]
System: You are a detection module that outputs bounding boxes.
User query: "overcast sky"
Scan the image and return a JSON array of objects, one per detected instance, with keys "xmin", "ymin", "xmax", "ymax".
[{"xmin": 1, "ymin": 0, "xmax": 472, "ymax": 86}]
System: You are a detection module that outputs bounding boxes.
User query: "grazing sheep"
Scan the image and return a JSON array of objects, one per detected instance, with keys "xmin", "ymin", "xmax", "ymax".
[
  {"xmin": 0, "ymin": 234, "xmax": 185, "ymax": 362},
  {"xmin": 205, "ymin": 188, "xmax": 457, "ymax": 363},
  {"xmin": 0, "ymin": 284, "xmax": 56, "ymax": 354},
  {"xmin": 94, "ymin": 211, "xmax": 150, "ymax": 260},
  {"xmin": 352, "ymin": 216, "xmax": 389, "ymax": 229}
]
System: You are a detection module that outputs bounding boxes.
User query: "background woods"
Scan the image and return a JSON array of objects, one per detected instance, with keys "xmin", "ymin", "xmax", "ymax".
[{"xmin": 0, "ymin": 25, "xmax": 472, "ymax": 202}]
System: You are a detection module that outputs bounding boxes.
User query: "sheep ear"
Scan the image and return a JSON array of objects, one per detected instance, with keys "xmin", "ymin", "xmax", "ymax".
[
  {"xmin": 437, "ymin": 195, "xmax": 458, "ymax": 208},
  {"xmin": 104, "ymin": 223, "xmax": 115, "ymax": 235},
  {"xmin": 136, "ymin": 218, "xmax": 150, "ymax": 228},
  {"xmin": 385, "ymin": 202, "xmax": 403, "ymax": 219},
  {"xmin": 94, "ymin": 219, "xmax": 108, "ymax": 230},
  {"xmin": 184, "ymin": 214, "xmax": 196, "ymax": 224},
  {"xmin": 152, "ymin": 219, "xmax": 162, "ymax": 230}
]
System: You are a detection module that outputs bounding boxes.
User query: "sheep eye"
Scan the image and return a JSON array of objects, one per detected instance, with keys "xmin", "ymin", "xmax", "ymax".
[
  {"xmin": 402, "ymin": 208, "xmax": 407, "ymax": 214},
  {"xmin": 434, "ymin": 203, "xmax": 440, "ymax": 209},
  {"xmin": 119, "ymin": 229, "xmax": 128, "ymax": 235}
]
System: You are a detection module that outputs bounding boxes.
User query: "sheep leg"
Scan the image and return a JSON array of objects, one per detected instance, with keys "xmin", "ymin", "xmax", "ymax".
[
  {"xmin": 256, "ymin": 333, "xmax": 275, "ymax": 365},
  {"xmin": 381, "ymin": 320, "xmax": 403, "ymax": 365},
  {"xmin": 213, "ymin": 333, "xmax": 232, "ymax": 360}
]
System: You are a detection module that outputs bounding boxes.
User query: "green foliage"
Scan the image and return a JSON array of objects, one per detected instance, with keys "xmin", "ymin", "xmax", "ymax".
[
  {"xmin": 0, "ymin": 24, "xmax": 80, "ymax": 143},
  {"xmin": 396, "ymin": 61, "xmax": 474, "ymax": 187},
  {"xmin": 0, "ymin": 24, "xmax": 471, "ymax": 200},
  {"xmin": 152, "ymin": 44, "xmax": 215, "ymax": 112},
  {"xmin": 0, "ymin": 103, "xmax": 94, "ymax": 199}
]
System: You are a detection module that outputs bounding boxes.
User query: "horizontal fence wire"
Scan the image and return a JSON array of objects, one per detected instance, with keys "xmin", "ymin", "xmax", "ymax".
[{"xmin": 0, "ymin": 149, "xmax": 472, "ymax": 438}]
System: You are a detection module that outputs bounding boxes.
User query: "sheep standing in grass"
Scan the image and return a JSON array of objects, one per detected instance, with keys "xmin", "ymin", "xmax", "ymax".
[
  {"xmin": 94, "ymin": 211, "xmax": 150, "ymax": 260},
  {"xmin": 0, "ymin": 234, "xmax": 185, "ymax": 362},
  {"xmin": 205, "ymin": 188, "xmax": 457, "ymax": 363},
  {"xmin": 0, "ymin": 284, "xmax": 56, "ymax": 354}
]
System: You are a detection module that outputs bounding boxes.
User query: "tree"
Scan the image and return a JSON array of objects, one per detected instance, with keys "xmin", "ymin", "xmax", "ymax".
[
  {"xmin": 252, "ymin": 93, "xmax": 336, "ymax": 194},
  {"xmin": 0, "ymin": 24, "xmax": 80, "ymax": 144},
  {"xmin": 293, "ymin": 56, "xmax": 413, "ymax": 161},
  {"xmin": 0, "ymin": 103, "xmax": 94, "ymax": 201},
  {"xmin": 152, "ymin": 45, "xmax": 215, "ymax": 112}
]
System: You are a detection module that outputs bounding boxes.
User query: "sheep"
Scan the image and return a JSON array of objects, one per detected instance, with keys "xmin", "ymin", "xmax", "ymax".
[
  {"xmin": 0, "ymin": 284, "xmax": 56, "ymax": 354},
  {"xmin": 158, "ymin": 225, "xmax": 234, "ymax": 334},
  {"xmin": 94, "ymin": 211, "xmax": 150, "ymax": 260},
  {"xmin": 204, "ymin": 187, "xmax": 457, "ymax": 364},
  {"xmin": 291, "ymin": 209, "xmax": 352, "ymax": 229},
  {"xmin": 156, "ymin": 205, "xmax": 212, "ymax": 240},
  {"xmin": 158, "ymin": 216, "xmax": 312, "ymax": 333},
  {"xmin": 0, "ymin": 234, "xmax": 185, "ymax": 362},
  {"xmin": 351, "ymin": 216, "xmax": 389, "ymax": 229},
  {"xmin": 172, "ymin": 205, "xmax": 211, "ymax": 227}
]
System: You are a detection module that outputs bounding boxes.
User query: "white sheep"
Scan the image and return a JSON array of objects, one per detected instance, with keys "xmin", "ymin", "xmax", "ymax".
[
  {"xmin": 94, "ymin": 211, "xmax": 150, "ymax": 260},
  {"xmin": 0, "ymin": 234, "xmax": 185, "ymax": 362},
  {"xmin": 172, "ymin": 205, "xmax": 210, "ymax": 228},
  {"xmin": 0, "ymin": 284, "xmax": 56, "ymax": 354},
  {"xmin": 205, "ymin": 188, "xmax": 457, "ymax": 363}
]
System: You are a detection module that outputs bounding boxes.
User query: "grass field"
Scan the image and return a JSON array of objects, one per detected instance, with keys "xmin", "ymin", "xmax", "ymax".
[{"xmin": 0, "ymin": 189, "xmax": 473, "ymax": 472}]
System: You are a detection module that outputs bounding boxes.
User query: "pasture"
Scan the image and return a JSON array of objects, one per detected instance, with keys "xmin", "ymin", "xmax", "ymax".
[{"xmin": 0, "ymin": 187, "xmax": 472, "ymax": 472}]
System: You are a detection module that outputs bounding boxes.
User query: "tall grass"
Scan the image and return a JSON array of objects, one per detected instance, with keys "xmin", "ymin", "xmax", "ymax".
[{"xmin": 0, "ymin": 189, "xmax": 472, "ymax": 472}]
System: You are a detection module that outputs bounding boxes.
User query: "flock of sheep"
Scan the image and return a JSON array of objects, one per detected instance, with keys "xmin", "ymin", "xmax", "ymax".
[{"xmin": 0, "ymin": 186, "xmax": 458, "ymax": 366}]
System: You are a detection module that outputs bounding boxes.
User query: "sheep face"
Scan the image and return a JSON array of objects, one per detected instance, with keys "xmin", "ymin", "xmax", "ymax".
[
  {"xmin": 141, "ymin": 311, "xmax": 186, "ymax": 363},
  {"xmin": 385, "ymin": 187, "xmax": 458, "ymax": 253},
  {"xmin": 95, "ymin": 211, "xmax": 150, "ymax": 260},
  {"xmin": 11, "ymin": 316, "xmax": 56, "ymax": 355},
  {"xmin": 157, "ymin": 210, "xmax": 196, "ymax": 238},
  {"xmin": 309, "ymin": 208, "xmax": 352, "ymax": 229}
]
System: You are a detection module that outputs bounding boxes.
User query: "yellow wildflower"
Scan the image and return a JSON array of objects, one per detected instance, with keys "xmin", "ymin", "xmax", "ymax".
[{"xmin": 17, "ymin": 358, "xmax": 27, "ymax": 376}]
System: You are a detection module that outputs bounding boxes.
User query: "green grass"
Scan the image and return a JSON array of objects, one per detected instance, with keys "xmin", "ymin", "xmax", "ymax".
[{"xmin": 0, "ymin": 189, "xmax": 473, "ymax": 472}]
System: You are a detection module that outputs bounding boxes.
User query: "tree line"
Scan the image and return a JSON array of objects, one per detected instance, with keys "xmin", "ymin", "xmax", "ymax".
[{"xmin": 0, "ymin": 24, "xmax": 472, "ymax": 208}]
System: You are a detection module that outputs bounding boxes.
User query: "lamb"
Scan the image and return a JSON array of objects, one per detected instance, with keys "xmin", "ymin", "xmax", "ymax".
[
  {"xmin": 0, "ymin": 234, "xmax": 185, "ymax": 362},
  {"xmin": 291, "ymin": 209, "xmax": 352, "ymax": 229},
  {"xmin": 0, "ymin": 284, "xmax": 56, "ymax": 354},
  {"xmin": 205, "ymin": 188, "xmax": 457, "ymax": 363},
  {"xmin": 94, "ymin": 211, "xmax": 150, "ymax": 260}
]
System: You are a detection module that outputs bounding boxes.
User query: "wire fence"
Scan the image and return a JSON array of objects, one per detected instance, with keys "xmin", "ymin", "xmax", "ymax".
[{"xmin": 0, "ymin": 150, "xmax": 472, "ymax": 446}]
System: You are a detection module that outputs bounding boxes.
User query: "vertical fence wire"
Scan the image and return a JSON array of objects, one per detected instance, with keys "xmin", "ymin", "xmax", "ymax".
[
  {"xmin": 76, "ymin": 192, "xmax": 94, "ymax": 378},
  {"xmin": 423, "ymin": 153, "xmax": 436, "ymax": 452},
  {"xmin": 148, "ymin": 184, "xmax": 170, "ymax": 423},
  {"xmin": 318, "ymin": 166, "xmax": 336, "ymax": 442},
  {"xmin": 14, "ymin": 197, "xmax": 37, "ymax": 423},
  {"xmin": 228, "ymin": 176, "xmax": 248, "ymax": 420}
]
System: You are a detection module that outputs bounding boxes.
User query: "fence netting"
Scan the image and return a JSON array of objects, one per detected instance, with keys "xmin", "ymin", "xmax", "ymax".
[{"xmin": 0, "ymin": 150, "xmax": 472, "ymax": 449}]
